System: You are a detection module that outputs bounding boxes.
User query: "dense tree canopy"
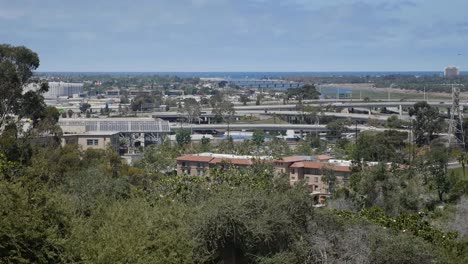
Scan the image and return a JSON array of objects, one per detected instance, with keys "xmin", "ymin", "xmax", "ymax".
[
  {"xmin": 0, "ymin": 44, "xmax": 49, "ymax": 129},
  {"xmin": 409, "ymin": 102, "xmax": 444, "ymax": 146}
]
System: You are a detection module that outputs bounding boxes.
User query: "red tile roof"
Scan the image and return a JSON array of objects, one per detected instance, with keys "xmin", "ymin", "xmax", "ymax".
[
  {"xmin": 176, "ymin": 155, "xmax": 214, "ymax": 162},
  {"xmin": 278, "ymin": 156, "xmax": 307, "ymax": 163},
  {"xmin": 316, "ymin": 155, "xmax": 333, "ymax": 161},
  {"xmin": 209, "ymin": 158, "xmax": 253, "ymax": 165},
  {"xmin": 290, "ymin": 162, "xmax": 351, "ymax": 172}
]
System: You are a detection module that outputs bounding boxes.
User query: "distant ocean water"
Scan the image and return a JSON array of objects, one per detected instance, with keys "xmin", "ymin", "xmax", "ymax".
[{"xmin": 37, "ymin": 71, "xmax": 467, "ymax": 79}]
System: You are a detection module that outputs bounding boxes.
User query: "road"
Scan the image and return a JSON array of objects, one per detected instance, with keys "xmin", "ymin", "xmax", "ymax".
[
  {"xmin": 154, "ymin": 110, "xmax": 411, "ymax": 121},
  {"xmin": 170, "ymin": 123, "xmax": 410, "ymax": 133}
]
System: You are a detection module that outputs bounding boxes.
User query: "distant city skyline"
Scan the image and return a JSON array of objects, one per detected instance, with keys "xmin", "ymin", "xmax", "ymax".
[{"xmin": 1, "ymin": 0, "xmax": 467, "ymax": 72}]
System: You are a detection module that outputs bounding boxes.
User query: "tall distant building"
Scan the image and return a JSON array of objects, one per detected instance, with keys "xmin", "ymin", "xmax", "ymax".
[
  {"xmin": 44, "ymin": 82, "xmax": 84, "ymax": 98},
  {"xmin": 444, "ymin": 66, "xmax": 460, "ymax": 78}
]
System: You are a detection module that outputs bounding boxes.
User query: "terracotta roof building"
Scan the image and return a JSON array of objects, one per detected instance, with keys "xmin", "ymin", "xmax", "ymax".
[{"xmin": 176, "ymin": 153, "xmax": 352, "ymax": 199}]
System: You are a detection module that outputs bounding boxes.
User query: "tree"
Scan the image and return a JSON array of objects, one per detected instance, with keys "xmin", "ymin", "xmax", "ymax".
[
  {"xmin": 67, "ymin": 109, "xmax": 74, "ymax": 118},
  {"xmin": 386, "ymin": 115, "xmax": 407, "ymax": 128},
  {"xmin": 131, "ymin": 96, "xmax": 154, "ymax": 112},
  {"xmin": 286, "ymin": 83, "xmax": 320, "ymax": 102},
  {"xmin": 212, "ymin": 100, "xmax": 236, "ymax": 134},
  {"xmin": 351, "ymin": 131, "xmax": 408, "ymax": 164},
  {"xmin": 252, "ymin": 130, "xmax": 265, "ymax": 146},
  {"xmin": 200, "ymin": 136, "xmax": 211, "ymax": 152},
  {"xmin": 321, "ymin": 165, "xmax": 337, "ymax": 194},
  {"xmin": 326, "ymin": 120, "xmax": 347, "ymax": 138},
  {"xmin": 429, "ymin": 147, "xmax": 450, "ymax": 202},
  {"xmin": 239, "ymin": 94, "xmax": 250, "ymax": 106},
  {"xmin": 181, "ymin": 98, "xmax": 201, "ymax": 124},
  {"xmin": 0, "ymin": 44, "xmax": 48, "ymax": 129},
  {"xmin": 176, "ymin": 129, "xmax": 191, "ymax": 147},
  {"xmin": 79, "ymin": 102, "xmax": 91, "ymax": 114},
  {"xmin": 409, "ymin": 102, "xmax": 443, "ymax": 146},
  {"xmin": 458, "ymin": 152, "xmax": 468, "ymax": 179}
]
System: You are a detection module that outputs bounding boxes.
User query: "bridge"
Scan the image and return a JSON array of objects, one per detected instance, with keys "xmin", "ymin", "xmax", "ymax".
[
  {"xmin": 170, "ymin": 123, "xmax": 410, "ymax": 133},
  {"xmin": 154, "ymin": 110, "xmax": 410, "ymax": 123}
]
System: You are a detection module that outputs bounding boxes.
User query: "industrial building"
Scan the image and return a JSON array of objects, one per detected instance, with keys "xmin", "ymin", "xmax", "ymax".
[{"xmin": 43, "ymin": 82, "xmax": 85, "ymax": 98}]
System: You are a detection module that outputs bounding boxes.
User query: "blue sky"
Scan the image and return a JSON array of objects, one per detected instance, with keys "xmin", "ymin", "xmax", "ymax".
[{"xmin": 1, "ymin": 0, "xmax": 467, "ymax": 72}]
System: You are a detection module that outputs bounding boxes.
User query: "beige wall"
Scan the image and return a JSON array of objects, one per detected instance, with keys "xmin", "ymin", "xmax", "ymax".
[
  {"xmin": 177, "ymin": 161, "xmax": 209, "ymax": 176},
  {"xmin": 289, "ymin": 168, "xmax": 350, "ymax": 194},
  {"xmin": 77, "ymin": 135, "xmax": 117, "ymax": 151}
]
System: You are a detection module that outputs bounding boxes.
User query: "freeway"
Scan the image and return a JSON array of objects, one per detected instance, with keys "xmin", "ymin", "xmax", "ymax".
[
  {"xmin": 170, "ymin": 123, "xmax": 409, "ymax": 133},
  {"xmin": 155, "ymin": 110, "xmax": 409, "ymax": 121},
  {"xmin": 202, "ymin": 101, "xmax": 463, "ymax": 111}
]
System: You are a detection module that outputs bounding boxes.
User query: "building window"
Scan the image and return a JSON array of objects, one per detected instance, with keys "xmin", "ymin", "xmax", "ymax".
[
  {"xmin": 182, "ymin": 162, "xmax": 186, "ymax": 167},
  {"xmin": 87, "ymin": 139, "xmax": 99, "ymax": 146},
  {"xmin": 315, "ymin": 177, "xmax": 319, "ymax": 183},
  {"xmin": 292, "ymin": 169, "xmax": 296, "ymax": 174}
]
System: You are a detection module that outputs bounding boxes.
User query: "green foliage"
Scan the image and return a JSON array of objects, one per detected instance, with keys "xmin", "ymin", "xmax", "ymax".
[
  {"xmin": 386, "ymin": 115, "xmax": 408, "ymax": 128},
  {"xmin": 336, "ymin": 207, "xmax": 458, "ymax": 249},
  {"xmin": 252, "ymin": 130, "xmax": 265, "ymax": 146},
  {"xmin": 192, "ymin": 186, "xmax": 313, "ymax": 263},
  {"xmin": 140, "ymin": 140, "xmax": 180, "ymax": 175},
  {"xmin": 352, "ymin": 130, "xmax": 408, "ymax": 164},
  {"xmin": 326, "ymin": 119, "xmax": 347, "ymax": 138},
  {"xmin": 66, "ymin": 198, "xmax": 193, "ymax": 264},
  {"xmin": 0, "ymin": 180, "xmax": 71, "ymax": 263},
  {"xmin": 409, "ymin": 102, "xmax": 443, "ymax": 146},
  {"xmin": 176, "ymin": 129, "xmax": 191, "ymax": 147},
  {"xmin": 286, "ymin": 83, "xmax": 320, "ymax": 102},
  {"xmin": 428, "ymin": 147, "xmax": 451, "ymax": 201},
  {"xmin": 0, "ymin": 44, "xmax": 47, "ymax": 129},
  {"xmin": 79, "ymin": 102, "xmax": 91, "ymax": 113},
  {"xmin": 239, "ymin": 94, "xmax": 250, "ymax": 105},
  {"xmin": 349, "ymin": 164, "xmax": 427, "ymax": 215},
  {"xmin": 180, "ymin": 98, "xmax": 201, "ymax": 123},
  {"xmin": 200, "ymin": 136, "xmax": 211, "ymax": 152}
]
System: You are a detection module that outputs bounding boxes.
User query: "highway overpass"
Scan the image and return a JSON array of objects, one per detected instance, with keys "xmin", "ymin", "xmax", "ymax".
[
  {"xmin": 154, "ymin": 110, "xmax": 410, "ymax": 122},
  {"xmin": 170, "ymin": 123, "xmax": 410, "ymax": 133}
]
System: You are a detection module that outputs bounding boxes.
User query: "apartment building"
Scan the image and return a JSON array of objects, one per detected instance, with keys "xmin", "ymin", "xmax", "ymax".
[
  {"xmin": 176, "ymin": 153, "xmax": 263, "ymax": 176},
  {"xmin": 289, "ymin": 161, "xmax": 351, "ymax": 193},
  {"xmin": 176, "ymin": 153, "xmax": 350, "ymax": 196}
]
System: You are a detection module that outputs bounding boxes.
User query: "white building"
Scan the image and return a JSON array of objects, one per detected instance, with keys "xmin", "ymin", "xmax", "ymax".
[
  {"xmin": 444, "ymin": 66, "xmax": 460, "ymax": 78},
  {"xmin": 43, "ymin": 82, "xmax": 84, "ymax": 98}
]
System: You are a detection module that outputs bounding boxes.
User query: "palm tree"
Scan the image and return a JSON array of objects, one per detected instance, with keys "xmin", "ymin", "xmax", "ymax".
[{"xmin": 458, "ymin": 152, "xmax": 467, "ymax": 179}]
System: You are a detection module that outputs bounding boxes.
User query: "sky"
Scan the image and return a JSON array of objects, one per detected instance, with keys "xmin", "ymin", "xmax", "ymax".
[{"xmin": 1, "ymin": 0, "xmax": 468, "ymax": 72}]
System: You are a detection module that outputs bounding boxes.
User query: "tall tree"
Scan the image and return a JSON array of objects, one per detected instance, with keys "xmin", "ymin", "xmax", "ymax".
[
  {"xmin": 239, "ymin": 94, "xmax": 250, "ymax": 106},
  {"xmin": 428, "ymin": 147, "xmax": 450, "ymax": 202},
  {"xmin": 409, "ymin": 102, "xmax": 443, "ymax": 146},
  {"xmin": 252, "ymin": 130, "xmax": 265, "ymax": 146},
  {"xmin": 212, "ymin": 100, "xmax": 236, "ymax": 135},
  {"xmin": 0, "ymin": 44, "xmax": 48, "ymax": 129},
  {"xmin": 181, "ymin": 98, "xmax": 201, "ymax": 124},
  {"xmin": 458, "ymin": 152, "xmax": 467, "ymax": 179},
  {"xmin": 176, "ymin": 128, "xmax": 191, "ymax": 147},
  {"xmin": 286, "ymin": 83, "xmax": 320, "ymax": 103}
]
